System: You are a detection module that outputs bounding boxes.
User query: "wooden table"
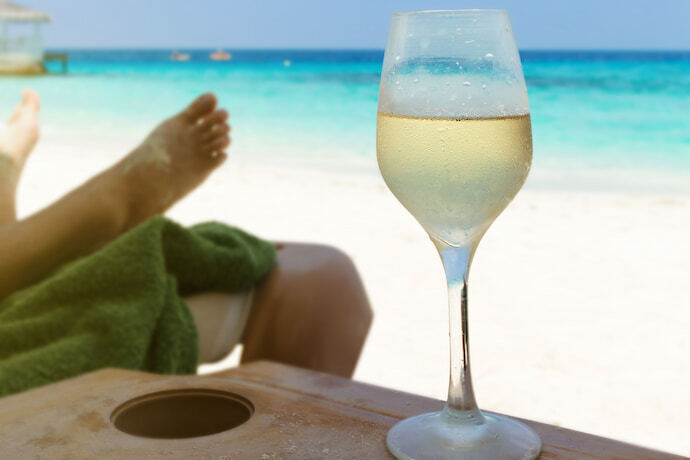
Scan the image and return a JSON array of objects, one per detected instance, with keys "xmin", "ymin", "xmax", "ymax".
[{"xmin": 0, "ymin": 361, "xmax": 683, "ymax": 459}]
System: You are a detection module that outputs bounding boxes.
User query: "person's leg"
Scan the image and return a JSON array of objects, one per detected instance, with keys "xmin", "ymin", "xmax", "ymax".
[
  {"xmin": 0, "ymin": 93, "xmax": 230, "ymax": 299},
  {"xmin": 1, "ymin": 90, "xmax": 372, "ymax": 378},
  {"xmin": 240, "ymin": 243, "xmax": 373, "ymax": 378},
  {"xmin": 0, "ymin": 90, "xmax": 40, "ymax": 226}
]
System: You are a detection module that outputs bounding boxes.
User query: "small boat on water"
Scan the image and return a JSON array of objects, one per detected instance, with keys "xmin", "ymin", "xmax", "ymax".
[
  {"xmin": 210, "ymin": 49, "xmax": 232, "ymax": 61},
  {"xmin": 170, "ymin": 51, "xmax": 190, "ymax": 61}
]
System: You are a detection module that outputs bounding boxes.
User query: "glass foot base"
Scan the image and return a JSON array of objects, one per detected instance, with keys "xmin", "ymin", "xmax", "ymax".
[{"xmin": 387, "ymin": 410, "xmax": 541, "ymax": 460}]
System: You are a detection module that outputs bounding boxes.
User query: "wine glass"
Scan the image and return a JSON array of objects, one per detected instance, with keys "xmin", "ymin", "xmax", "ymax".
[{"xmin": 377, "ymin": 10, "xmax": 540, "ymax": 460}]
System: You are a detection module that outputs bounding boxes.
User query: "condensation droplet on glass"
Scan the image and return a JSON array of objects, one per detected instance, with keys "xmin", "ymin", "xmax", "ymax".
[
  {"xmin": 465, "ymin": 39, "xmax": 475, "ymax": 44},
  {"xmin": 413, "ymin": 78, "xmax": 419, "ymax": 84},
  {"xmin": 481, "ymin": 84, "xmax": 487, "ymax": 89},
  {"xmin": 395, "ymin": 55, "xmax": 401, "ymax": 61},
  {"xmin": 485, "ymin": 53, "xmax": 494, "ymax": 59},
  {"xmin": 463, "ymin": 81, "xmax": 471, "ymax": 86},
  {"xmin": 455, "ymin": 61, "xmax": 460, "ymax": 66},
  {"xmin": 394, "ymin": 80, "xmax": 400, "ymax": 85}
]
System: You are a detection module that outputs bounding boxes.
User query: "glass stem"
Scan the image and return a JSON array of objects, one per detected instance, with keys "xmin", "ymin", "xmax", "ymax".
[{"xmin": 435, "ymin": 240, "xmax": 485, "ymax": 422}]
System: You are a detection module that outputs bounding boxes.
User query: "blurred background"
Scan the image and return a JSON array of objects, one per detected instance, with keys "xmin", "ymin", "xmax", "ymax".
[{"xmin": 2, "ymin": 0, "xmax": 688, "ymax": 456}]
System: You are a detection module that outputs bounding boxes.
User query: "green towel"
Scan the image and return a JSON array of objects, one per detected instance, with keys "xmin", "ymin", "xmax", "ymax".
[{"xmin": 0, "ymin": 216, "xmax": 275, "ymax": 398}]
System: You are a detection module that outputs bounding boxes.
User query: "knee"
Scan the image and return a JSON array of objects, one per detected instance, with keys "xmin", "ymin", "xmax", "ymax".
[
  {"xmin": 279, "ymin": 243, "xmax": 373, "ymax": 330},
  {"xmin": 244, "ymin": 242, "xmax": 373, "ymax": 376}
]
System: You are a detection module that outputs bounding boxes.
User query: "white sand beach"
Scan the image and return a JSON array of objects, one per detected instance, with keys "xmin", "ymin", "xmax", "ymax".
[{"xmin": 18, "ymin": 136, "xmax": 690, "ymax": 457}]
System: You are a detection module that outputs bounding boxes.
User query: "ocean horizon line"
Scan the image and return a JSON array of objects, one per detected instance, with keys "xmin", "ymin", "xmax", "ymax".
[{"xmin": 44, "ymin": 47, "xmax": 690, "ymax": 54}]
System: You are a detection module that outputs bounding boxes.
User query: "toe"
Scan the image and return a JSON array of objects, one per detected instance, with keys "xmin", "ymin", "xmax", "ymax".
[
  {"xmin": 184, "ymin": 93, "xmax": 217, "ymax": 120},
  {"xmin": 205, "ymin": 135, "xmax": 231, "ymax": 152},
  {"xmin": 8, "ymin": 89, "xmax": 40, "ymax": 123},
  {"xmin": 21, "ymin": 89, "xmax": 40, "ymax": 110},
  {"xmin": 199, "ymin": 109, "xmax": 229, "ymax": 129},
  {"xmin": 202, "ymin": 123, "xmax": 230, "ymax": 142},
  {"xmin": 198, "ymin": 143, "xmax": 229, "ymax": 171},
  {"xmin": 208, "ymin": 151, "xmax": 228, "ymax": 167}
]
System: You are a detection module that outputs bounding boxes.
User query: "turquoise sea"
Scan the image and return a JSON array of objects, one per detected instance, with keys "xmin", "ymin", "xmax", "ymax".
[{"xmin": 1, "ymin": 49, "xmax": 689, "ymax": 193}]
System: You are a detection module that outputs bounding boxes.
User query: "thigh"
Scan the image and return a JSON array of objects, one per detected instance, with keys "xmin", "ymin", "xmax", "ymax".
[{"xmin": 240, "ymin": 242, "xmax": 372, "ymax": 378}]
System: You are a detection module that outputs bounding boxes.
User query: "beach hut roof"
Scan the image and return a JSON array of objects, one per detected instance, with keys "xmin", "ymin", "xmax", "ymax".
[{"xmin": 0, "ymin": 1, "xmax": 51, "ymax": 22}]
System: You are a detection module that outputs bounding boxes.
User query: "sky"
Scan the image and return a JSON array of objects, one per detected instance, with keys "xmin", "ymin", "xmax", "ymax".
[{"xmin": 14, "ymin": 0, "xmax": 690, "ymax": 50}]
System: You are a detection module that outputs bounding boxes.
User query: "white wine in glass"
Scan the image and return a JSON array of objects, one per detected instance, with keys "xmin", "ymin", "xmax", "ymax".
[{"xmin": 377, "ymin": 10, "xmax": 540, "ymax": 460}]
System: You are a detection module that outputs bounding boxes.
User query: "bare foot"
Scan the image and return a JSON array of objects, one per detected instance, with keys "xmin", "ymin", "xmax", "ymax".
[
  {"xmin": 0, "ymin": 89, "xmax": 40, "ymax": 177},
  {"xmin": 0, "ymin": 89, "xmax": 40, "ymax": 224},
  {"xmin": 116, "ymin": 93, "xmax": 230, "ymax": 224}
]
